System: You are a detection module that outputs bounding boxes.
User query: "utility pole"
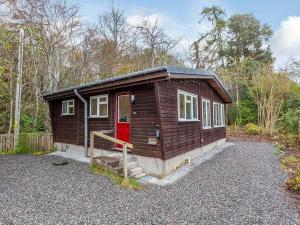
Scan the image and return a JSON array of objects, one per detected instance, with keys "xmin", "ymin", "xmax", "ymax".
[{"xmin": 14, "ymin": 28, "xmax": 24, "ymax": 149}]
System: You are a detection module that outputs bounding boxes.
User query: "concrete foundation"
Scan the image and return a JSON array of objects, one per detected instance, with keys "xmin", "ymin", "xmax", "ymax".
[{"xmin": 54, "ymin": 138, "xmax": 226, "ymax": 177}]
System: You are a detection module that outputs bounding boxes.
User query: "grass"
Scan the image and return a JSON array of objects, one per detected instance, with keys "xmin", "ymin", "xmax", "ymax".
[
  {"xmin": 281, "ymin": 155, "xmax": 300, "ymax": 166},
  {"xmin": 273, "ymin": 142, "xmax": 286, "ymax": 157},
  {"xmin": 280, "ymin": 155, "xmax": 300, "ymax": 192},
  {"xmin": 32, "ymin": 150, "xmax": 54, "ymax": 156},
  {"xmin": 0, "ymin": 149, "xmax": 54, "ymax": 156},
  {"xmin": 286, "ymin": 170, "xmax": 300, "ymax": 192},
  {"xmin": 89, "ymin": 164, "xmax": 142, "ymax": 190}
]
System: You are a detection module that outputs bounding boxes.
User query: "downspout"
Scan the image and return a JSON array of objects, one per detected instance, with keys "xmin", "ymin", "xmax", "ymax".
[{"xmin": 74, "ymin": 89, "xmax": 88, "ymax": 157}]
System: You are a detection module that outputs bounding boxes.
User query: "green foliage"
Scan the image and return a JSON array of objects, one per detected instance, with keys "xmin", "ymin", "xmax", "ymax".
[
  {"xmin": 278, "ymin": 82, "xmax": 300, "ymax": 135},
  {"xmin": 280, "ymin": 155, "xmax": 300, "ymax": 192},
  {"xmin": 278, "ymin": 109, "xmax": 300, "ymax": 135},
  {"xmin": 274, "ymin": 142, "xmax": 286, "ymax": 151},
  {"xmin": 286, "ymin": 173, "xmax": 300, "ymax": 192},
  {"xmin": 226, "ymin": 13, "xmax": 273, "ymax": 64},
  {"xmin": 32, "ymin": 150, "xmax": 54, "ymax": 156},
  {"xmin": 14, "ymin": 133, "xmax": 32, "ymax": 154},
  {"xmin": 20, "ymin": 113, "xmax": 46, "ymax": 133},
  {"xmin": 273, "ymin": 142, "xmax": 285, "ymax": 157},
  {"xmin": 225, "ymin": 89, "xmax": 257, "ymax": 126},
  {"xmin": 281, "ymin": 155, "xmax": 300, "ymax": 166},
  {"xmin": 244, "ymin": 123, "xmax": 261, "ymax": 135},
  {"xmin": 90, "ymin": 164, "xmax": 142, "ymax": 190}
]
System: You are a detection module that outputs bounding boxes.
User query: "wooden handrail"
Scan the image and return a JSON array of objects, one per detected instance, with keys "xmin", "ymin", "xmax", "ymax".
[
  {"xmin": 93, "ymin": 131, "xmax": 133, "ymax": 149},
  {"xmin": 89, "ymin": 130, "xmax": 133, "ymax": 179}
]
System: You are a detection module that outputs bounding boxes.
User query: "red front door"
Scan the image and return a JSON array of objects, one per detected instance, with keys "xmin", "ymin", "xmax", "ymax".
[{"xmin": 116, "ymin": 93, "xmax": 131, "ymax": 149}]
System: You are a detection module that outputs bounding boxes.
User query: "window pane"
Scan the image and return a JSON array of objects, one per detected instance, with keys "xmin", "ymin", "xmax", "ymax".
[
  {"xmin": 99, "ymin": 103, "xmax": 107, "ymax": 117},
  {"xmin": 118, "ymin": 95, "xmax": 130, "ymax": 122},
  {"xmin": 90, "ymin": 98, "xmax": 97, "ymax": 116},
  {"xmin": 99, "ymin": 97, "xmax": 107, "ymax": 102},
  {"xmin": 202, "ymin": 101, "xmax": 206, "ymax": 126},
  {"xmin": 186, "ymin": 101, "xmax": 191, "ymax": 119},
  {"xmin": 221, "ymin": 105, "xmax": 225, "ymax": 126},
  {"xmin": 207, "ymin": 102, "xmax": 211, "ymax": 126},
  {"xmin": 68, "ymin": 101, "xmax": 74, "ymax": 106},
  {"xmin": 192, "ymin": 97, "xmax": 197, "ymax": 119},
  {"xmin": 69, "ymin": 106, "xmax": 74, "ymax": 114},
  {"xmin": 186, "ymin": 95, "xmax": 191, "ymax": 101},
  {"xmin": 62, "ymin": 102, "xmax": 67, "ymax": 114},
  {"xmin": 179, "ymin": 93, "xmax": 185, "ymax": 119}
]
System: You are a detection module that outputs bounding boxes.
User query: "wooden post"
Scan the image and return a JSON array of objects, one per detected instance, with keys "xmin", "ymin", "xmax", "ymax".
[
  {"xmin": 123, "ymin": 143, "xmax": 128, "ymax": 179},
  {"xmin": 90, "ymin": 131, "xmax": 94, "ymax": 165}
]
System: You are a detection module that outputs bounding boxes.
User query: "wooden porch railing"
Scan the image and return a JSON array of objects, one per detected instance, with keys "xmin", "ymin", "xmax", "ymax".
[{"xmin": 90, "ymin": 130, "xmax": 133, "ymax": 179}]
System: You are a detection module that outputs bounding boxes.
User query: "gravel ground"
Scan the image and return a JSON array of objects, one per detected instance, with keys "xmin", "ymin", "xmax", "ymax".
[{"xmin": 0, "ymin": 141, "xmax": 299, "ymax": 225}]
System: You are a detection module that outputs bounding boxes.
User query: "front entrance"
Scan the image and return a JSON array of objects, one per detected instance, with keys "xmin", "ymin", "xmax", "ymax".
[{"xmin": 116, "ymin": 93, "xmax": 131, "ymax": 149}]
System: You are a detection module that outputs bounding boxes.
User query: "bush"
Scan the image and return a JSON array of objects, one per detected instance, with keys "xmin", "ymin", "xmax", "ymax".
[
  {"xmin": 278, "ymin": 109, "xmax": 300, "ymax": 135},
  {"xmin": 286, "ymin": 170, "xmax": 300, "ymax": 192},
  {"xmin": 14, "ymin": 133, "xmax": 32, "ymax": 154},
  {"xmin": 245, "ymin": 123, "xmax": 261, "ymax": 135}
]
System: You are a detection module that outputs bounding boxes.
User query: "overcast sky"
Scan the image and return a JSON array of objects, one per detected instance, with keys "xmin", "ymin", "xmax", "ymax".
[{"xmin": 70, "ymin": 0, "xmax": 300, "ymax": 69}]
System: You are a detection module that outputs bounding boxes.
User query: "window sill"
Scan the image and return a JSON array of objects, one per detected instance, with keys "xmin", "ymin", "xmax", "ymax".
[
  {"xmin": 213, "ymin": 125, "xmax": 226, "ymax": 128},
  {"xmin": 61, "ymin": 114, "xmax": 74, "ymax": 116},
  {"xmin": 88, "ymin": 116, "xmax": 108, "ymax": 119},
  {"xmin": 178, "ymin": 119, "xmax": 200, "ymax": 122},
  {"xmin": 202, "ymin": 126, "xmax": 212, "ymax": 129}
]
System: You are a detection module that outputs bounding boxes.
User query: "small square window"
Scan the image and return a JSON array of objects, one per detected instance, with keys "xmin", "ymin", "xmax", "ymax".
[
  {"xmin": 90, "ymin": 95, "xmax": 108, "ymax": 118},
  {"xmin": 62, "ymin": 99, "xmax": 75, "ymax": 116}
]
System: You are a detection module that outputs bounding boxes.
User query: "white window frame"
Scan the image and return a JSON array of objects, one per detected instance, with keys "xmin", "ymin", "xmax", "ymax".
[
  {"xmin": 202, "ymin": 98, "xmax": 211, "ymax": 129},
  {"xmin": 89, "ymin": 94, "xmax": 108, "ymax": 118},
  {"xmin": 61, "ymin": 99, "xmax": 75, "ymax": 116},
  {"xmin": 177, "ymin": 90, "xmax": 199, "ymax": 121},
  {"xmin": 213, "ymin": 102, "xmax": 225, "ymax": 127}
]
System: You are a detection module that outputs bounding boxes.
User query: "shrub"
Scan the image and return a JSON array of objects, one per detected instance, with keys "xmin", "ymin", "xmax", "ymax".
[
  {"xmin": 245, "ymin": 123, "xmax": 261, "ymax": 135},
  {"xmin": 278, "ymin": 109, "xmax": 300, "ymax": 135},
  {"xmin": 286, "ymin": 170, "xmax": 300, "ymax": 192},
  {"xmin": 14, "ymin": 133, "xmax": 32, "ymax": 154}
]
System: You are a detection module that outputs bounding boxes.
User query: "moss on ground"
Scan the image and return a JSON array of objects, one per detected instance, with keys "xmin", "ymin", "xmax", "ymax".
[
  {"xmin": 89, "ymin": 164, "xmax": 142, "ymax": 190},
  {"xmin": 0, "ymin": 149, "xmax": 54, "ymax": 156},
  {"xmin": 281, "ymin": 155, "xmax": 300, "ymax": 192}
]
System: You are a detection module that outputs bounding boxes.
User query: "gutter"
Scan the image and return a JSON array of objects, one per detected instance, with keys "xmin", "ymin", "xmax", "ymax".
[{"xmin": 74, "ymin": 89, "xmax": 88, "ymax": 157}]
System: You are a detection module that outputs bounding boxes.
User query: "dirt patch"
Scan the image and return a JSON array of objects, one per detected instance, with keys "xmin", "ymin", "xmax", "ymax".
[{"xmin": 227, "ymin": 127, "xmax": 278, "ymax": 143}]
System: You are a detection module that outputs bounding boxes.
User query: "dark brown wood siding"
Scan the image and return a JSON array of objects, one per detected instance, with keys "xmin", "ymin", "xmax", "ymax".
[
  {"xmin": 48, "ymin": 78, "xmax": 226, "ymax": 161},
  {"xmin": 49, "ymin": 83, "xmax": 161, "ymax": 158},
  {"xmin": 156, "ymin": 79, "xmax": 226, "ymax": 160}
]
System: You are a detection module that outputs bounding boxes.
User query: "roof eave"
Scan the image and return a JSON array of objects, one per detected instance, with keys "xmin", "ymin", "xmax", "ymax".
[{"xmin": 169, "ymin": 73, "xmax": 232, "ymax": 103}]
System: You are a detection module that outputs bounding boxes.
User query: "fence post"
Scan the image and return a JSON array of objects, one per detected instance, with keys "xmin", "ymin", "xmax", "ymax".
[
  {"xmin": 90, "ymin": 131, "xmax": 94, "ymax": 165},
  {"xmin": 123, "ymin": 143, "xmax": 128, "ymax": 179}
]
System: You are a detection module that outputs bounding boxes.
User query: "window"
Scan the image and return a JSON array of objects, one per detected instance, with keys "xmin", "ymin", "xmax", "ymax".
[
  {"xmin": 62, "ymin": 99, "xmax": 74, "ymax": 115},
  {"xmin": 178, "ymin": 90, "xmax": 198, "ymax": 121},
  {"xmin": 90, "ymin": 95, "xmax": 108, "ymax": 117},
  {"xmin": 202, "ymin": 99, "xmax": 211, "ymax": 128},
  {"xmin": 213, "ymin": 102, "xmax": 225, "ymax": 127},
  {"xmin": 118, "ymin": 95, "xmax": 130, "ymax": 122}
]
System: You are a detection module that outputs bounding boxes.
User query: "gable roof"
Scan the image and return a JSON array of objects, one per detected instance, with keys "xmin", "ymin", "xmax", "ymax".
[{"xmin": 42, "ymin": 65, "xmax": 232, "ymax": 103}]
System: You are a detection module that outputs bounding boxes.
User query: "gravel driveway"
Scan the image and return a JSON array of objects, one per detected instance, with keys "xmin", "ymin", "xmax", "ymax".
[{"xmin": 0, "ymin": 141, "xmax": 299, "ymax": 225}]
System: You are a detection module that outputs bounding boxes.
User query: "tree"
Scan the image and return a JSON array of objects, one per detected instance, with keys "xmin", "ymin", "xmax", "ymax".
[
  {"xmin": 248, "ymin": 65, "xmax": 292, "ymax": 135},
  {"xmin": 226, "ymin": 14, "xmax": 273, "ymax": 65},
  {"xmin": 190, "ymin": 5, "xmax": 227, "ymax": 69},
  {"xmin": 97, "ymin": 3, "xmax": 133, "ymax": 74},
  {"xmin": 136, "ymin": 19, "xmax": 178, "ymax": 67}
]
